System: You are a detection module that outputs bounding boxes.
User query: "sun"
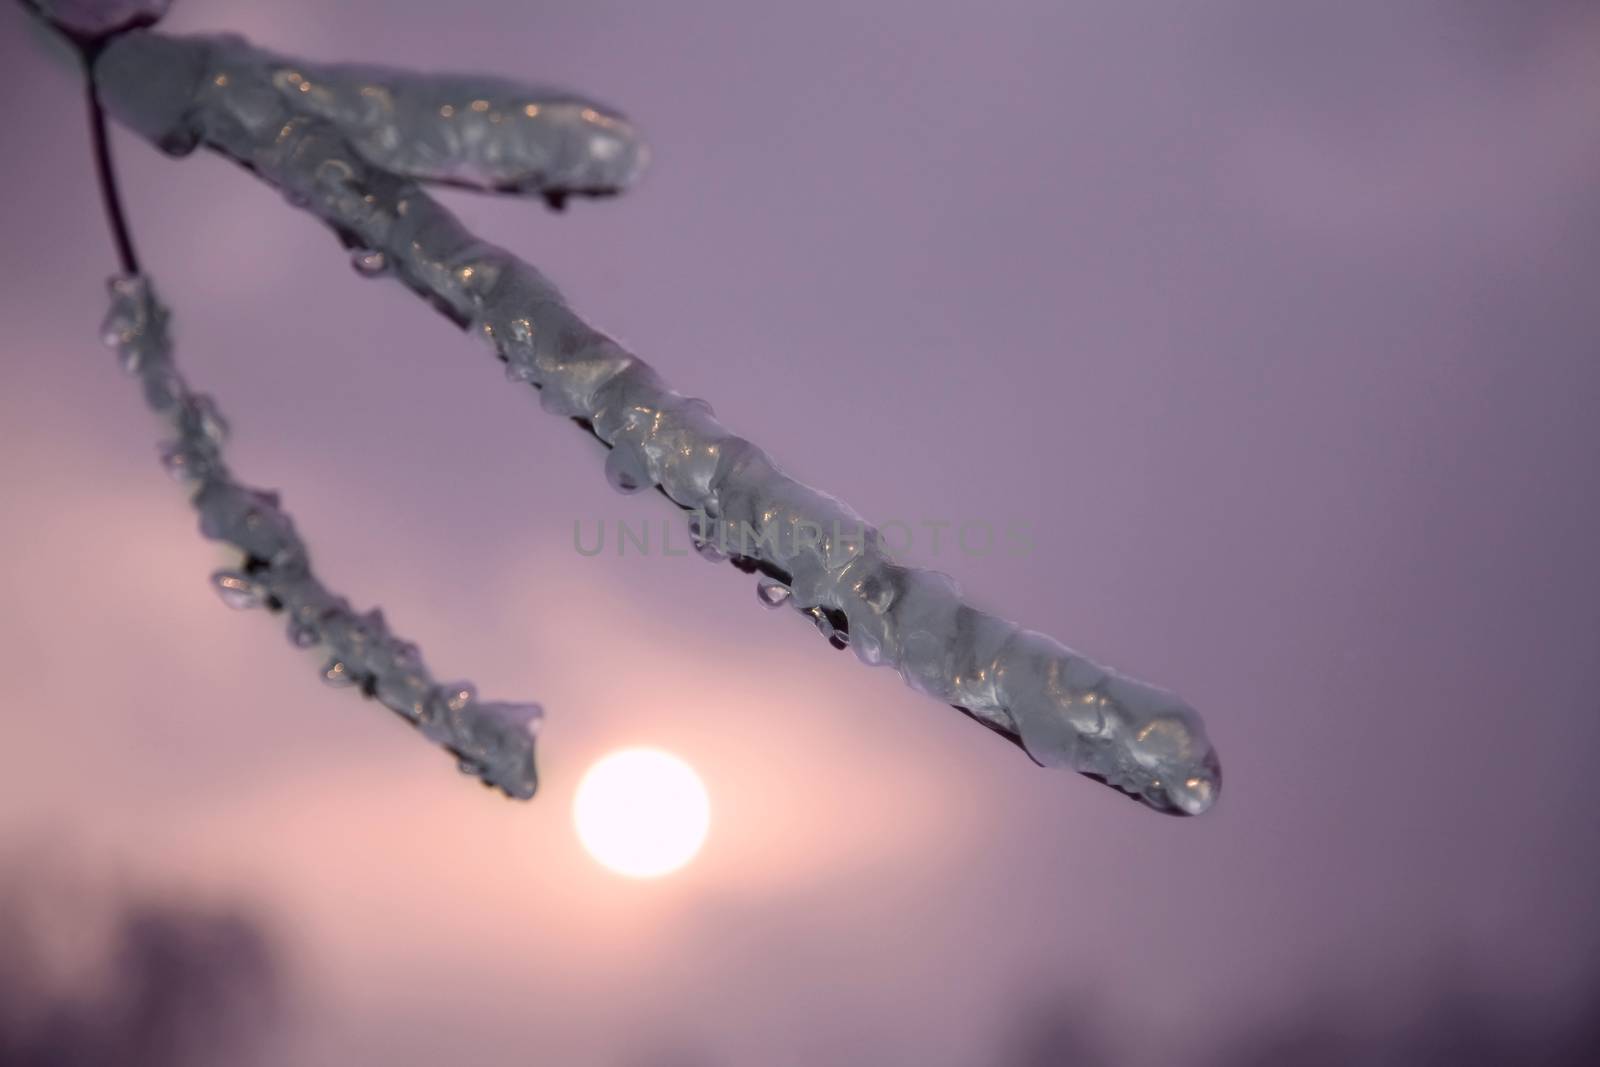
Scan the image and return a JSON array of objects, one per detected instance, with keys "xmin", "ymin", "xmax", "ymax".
[{"xmin": 573, "ymin": 748, "xmax": 710, "ymax": 878}]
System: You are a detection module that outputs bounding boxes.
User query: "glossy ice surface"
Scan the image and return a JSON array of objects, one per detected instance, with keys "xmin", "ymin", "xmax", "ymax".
[
  {"xmin": 100, "ymin": 272, "xmax": 544, "ymax": 798},
  {"xmin": 92, "ymin": 29, "xmax": 1220, "ymax": 814}
]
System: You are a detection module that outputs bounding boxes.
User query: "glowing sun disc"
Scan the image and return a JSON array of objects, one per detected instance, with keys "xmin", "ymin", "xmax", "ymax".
[{"xmin": 573, "ymin": 748, "xmax": 710, "ymax": 878}]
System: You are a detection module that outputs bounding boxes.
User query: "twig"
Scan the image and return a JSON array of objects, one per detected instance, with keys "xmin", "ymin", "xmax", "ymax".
[{"xmin": 86, "ymin": 29, "xmax": 1220, "ymax": 814}]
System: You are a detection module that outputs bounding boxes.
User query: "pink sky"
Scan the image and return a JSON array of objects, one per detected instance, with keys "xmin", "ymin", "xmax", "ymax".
[{"xmin": 3, "ymin": 1, "xmax": 1599, "ymax": 1063}]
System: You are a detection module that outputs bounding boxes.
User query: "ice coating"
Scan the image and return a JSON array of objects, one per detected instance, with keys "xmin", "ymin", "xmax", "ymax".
[
  {"xmin": 93, "ymin": 30, "xmax": 1221, "ymax": 815},
  {"xmin": 90, "ymin": 30, "xmax": 646, "ymax": 203},
  {"xmin": 271, "ymin": 65, "xmax": 646, "ymax": 201},
  {"xmin": 100, "ymin": 272, "xmax": 543, "ymax": 798}
]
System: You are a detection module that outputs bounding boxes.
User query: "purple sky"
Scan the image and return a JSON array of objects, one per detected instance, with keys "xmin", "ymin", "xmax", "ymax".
[{"xmin": 3, "ymin": 1, "xmax": 1599, "ymax": 1063}]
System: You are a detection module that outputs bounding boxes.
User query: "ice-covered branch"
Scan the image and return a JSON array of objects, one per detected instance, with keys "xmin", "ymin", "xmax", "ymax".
[
  {"xmin": 88, "ymin": 28, "xmax": 1220, "ymax": 815},
  {"xmin": 247, "ymin": 57, "xmax": 647, "ymax": 206},
  {"xmin": 101, "ymin": 272, "xmax": 543, "ymax": 797}
]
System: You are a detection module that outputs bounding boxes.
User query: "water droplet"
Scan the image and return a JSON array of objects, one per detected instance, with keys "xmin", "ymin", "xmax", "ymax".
[
  {"xmin": 756, "ymin": 579, "xmax": 791, "ymax": 608},
  {"xmin": 442, "ymin": 682, "xmax": 477, "ymax": 713},
  {"xmin": 807, "ymin": 607, "xmax": 849, "ymax": 649},
  {"xmin": 106, "ymin": 274, "xmax": 145, "ymax": 303},
  {"xmin": 603, "ymin": 447, "xmax": 649, "ymax": 494},
  {"xmin": 321, "ymin": 659, "xmax": 357, "ymax": 687},
  {"xmin": 158, "ymin": 442, "xmax": 194, "ymax": 482},
  {"xmin": 853, "ymin": 572, "xmax": 895, "ymax": 614},
  {"xmin": 210, "ymin": 570, "xmax": 263, "ymax": 609},
  {"xmin": 687, "ymin": 514, "xmax": 727, "ymax": 562},
  {"xmin": 99, "ymin": 279, "xmax": 143, "ymax": 351},
  {"xmin": 350, "ymin": 248, "xmax": 388, "ymax": 276},
  {"xmin": 853, "ymin": 632, "xmax": 883, "ymax": 664}
]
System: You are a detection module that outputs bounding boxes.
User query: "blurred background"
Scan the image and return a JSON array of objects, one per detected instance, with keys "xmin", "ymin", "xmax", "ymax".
[{"xmin": 3, "ymin": 1, "xmax": 1599, "ymax": 1063}]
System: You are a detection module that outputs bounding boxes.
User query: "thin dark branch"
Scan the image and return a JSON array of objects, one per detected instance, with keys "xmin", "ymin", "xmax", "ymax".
[
  {"xmin": 85, "ymin": 71, "xmax": 140, "ymax": 275},
  {"xmin": 17, "ymin": 0, "xmax": 150, "ymax": 275}
]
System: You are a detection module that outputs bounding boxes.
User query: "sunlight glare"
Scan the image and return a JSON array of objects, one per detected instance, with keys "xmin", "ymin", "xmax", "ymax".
[{"xmin": 573, "ymin": 748, "xmax": 710, "ymax": 878}]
